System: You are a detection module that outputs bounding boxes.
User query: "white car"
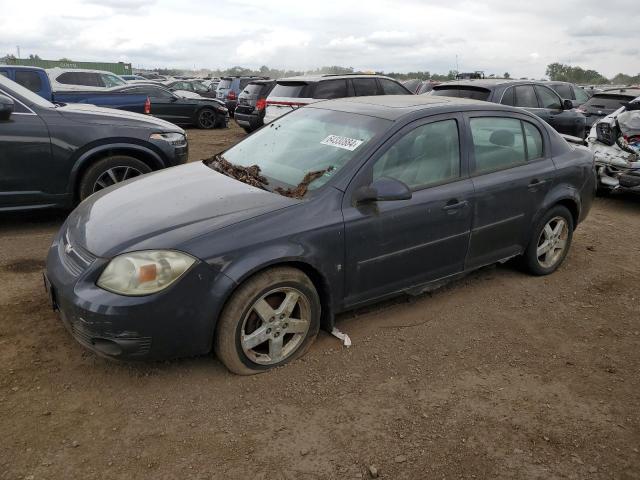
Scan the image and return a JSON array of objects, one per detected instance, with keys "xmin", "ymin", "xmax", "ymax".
[{"xmin": 46, "ymin": 68, "xmax": 128, "ymax": 92}]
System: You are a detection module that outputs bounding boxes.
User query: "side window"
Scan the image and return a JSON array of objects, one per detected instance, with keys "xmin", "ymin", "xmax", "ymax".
[
  {"xmin": 14, "ymin": 71, "xmax": 43, "ymax": 93},
  {"xmin": 535, "ymin": 86, "xmax": 561, "ymax": 109},
  {"xmin": 514, "ymin": 85, "xmax": 538, "ymax": 108},
  {"xmin": 193, "ymin": 83, "xmax": 208, "ymax": 93},
  {"xmin": 574, "ymin": 87, "xmax": 589, "ymax": 104},
  {"xmin": 379, "ymin": 79, "xmax": 409, "ymax": 95},
  {"xmin": 470, "ymin": 117, "xmax": 526, "ymax": 173},
  {"xmin": 150, "ymin": 87, "xmax": 174, "ymax": 99},
  {"xmin": 373, "ymin": 119, "xmax": 460, "ymax": 189},
  {"xmin": 552, "ymin": 84, "xmax": 572, "ymax": 99},
  {"xmin": 523, "ymin": 122, "xmax": 544, "ymax": 160},
  {"xmin": 57, "ymin": 72, "xmax": 80, "ymax": 85},
  {"xmin": 101, "ymin": 74, "xmax": 125, "ymax": 88},
  {"xmin": 313, "ymin": 80, "xmax": 348, "ymax": 99},
  {"xmin": 0, "ymin": 70, "xmax": 8, "ymax": 77},
  {"xmin": 500, "ymin": 87, "xmax": 515, "ymax": 106},
  {"xmin": 62, "ymin": 72, "xmax": 102, "ymax": 87},
  {"xmin": 352, "ymin": 78, "xmax": 378, "ymax": 96}
]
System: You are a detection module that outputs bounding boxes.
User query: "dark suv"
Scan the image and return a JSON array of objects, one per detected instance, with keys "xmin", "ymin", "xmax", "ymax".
[
  {"xmin": 431, "ymin": 80, "xmax": 587, "ymax": 138},
  {"xmin": 546, "ymin": 81, "xmax": 591, "ymax": 107},
  {"xmin": 577, "ymin": 88, "xmax": 640, "ymax": 128},
  {"xmin": 0, "ymin": 75, "xmax": 188, "ymax": 211},
  {"xmin": 234, "ymin": 79, "xmax": 276, "ymax": 132},
  {"xmin": 264, "ymin": 74, "xmax": 412, "ymax": 124},
  {"xmin": 216, "ymin": 76, "xmax": 268, "ymax": 114}
]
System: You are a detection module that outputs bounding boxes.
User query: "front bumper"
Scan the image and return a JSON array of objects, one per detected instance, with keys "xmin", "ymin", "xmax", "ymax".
[
  {"xmin": 45, "ymin": 230, "xmax": 236, "ymax": 360},
  {"xmin": 234, "ymin": 111, "xmax": 262, "ymax": 131}
]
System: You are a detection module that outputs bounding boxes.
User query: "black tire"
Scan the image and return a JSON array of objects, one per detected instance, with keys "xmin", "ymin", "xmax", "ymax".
[
  {"xmin": 522, "ymin": 205, "xmax": 574, "ymax": 276},
  {"xmin": 242, "ymin": 126, "xmax": 253, "ymax": 134},
  {"xmin": 196, "ymin": 108, "xmax": 218, "ymax": 129},
  {"xmin": 214, "ymin": 267, "xmax": 321, "ymax": 375},
  {"xmin": 78, "ymin": 156, "xmax": 151, "ymax": 201}
]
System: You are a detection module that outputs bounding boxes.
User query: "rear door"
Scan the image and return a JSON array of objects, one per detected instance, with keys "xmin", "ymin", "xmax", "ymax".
[
  {"xmin": 464, "ymin": 113, "xmax": 555, "ymax": 268},
  {"xmin": 343, "ymin": 115, "xmax": 474, "ymax": 305}
]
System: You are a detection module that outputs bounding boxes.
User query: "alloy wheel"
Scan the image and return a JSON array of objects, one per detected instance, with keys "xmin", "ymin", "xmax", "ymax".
[
  {"xmin": 92, "ymin": 166, "xmax": 143, "ymax": 193},
  {"xmin": 199, "ymin": 109, "xmax": 216, "ymax": 128},
  {"xmin": 536, "ymin": 216, "xmax": 568, "ymax": 269},
  {"xmin": 240, "ymin": 287, "xmax": 311, "ymax": 365}
]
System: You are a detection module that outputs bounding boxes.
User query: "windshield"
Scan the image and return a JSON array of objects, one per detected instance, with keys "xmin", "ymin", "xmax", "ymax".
[
  {"xmin": 0, "ymin": 75, "xmax": 55, "ymax": 108},
  {"xmin": 214, "ymin": 107, "xmax": 390, "ymax": 193}
]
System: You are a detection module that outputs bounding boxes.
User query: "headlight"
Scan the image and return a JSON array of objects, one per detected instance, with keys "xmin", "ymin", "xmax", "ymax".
[
  {"xmin": 150, "ymin": 132, "xmax": 187, "ymax": 146},
  {"xmin": 97, "ymin": 250, "xmax": 196, "ymax": 296}
]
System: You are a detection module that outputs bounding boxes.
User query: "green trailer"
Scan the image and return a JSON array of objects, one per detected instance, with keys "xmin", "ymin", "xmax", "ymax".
[{"xmin": 4, "ymin": 58, "xmax": 132, "ymax": 75}]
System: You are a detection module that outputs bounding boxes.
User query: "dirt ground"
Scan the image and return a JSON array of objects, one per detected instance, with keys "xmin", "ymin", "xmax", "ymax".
[{"xmin": 1, "ymin": 123, "xmax": 639, "ymax": 480}]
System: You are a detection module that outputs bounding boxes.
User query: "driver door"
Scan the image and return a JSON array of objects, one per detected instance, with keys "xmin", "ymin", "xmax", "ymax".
[{"xmin": 342, "ymin": 115, "xmax": 474, "ymax": 306}]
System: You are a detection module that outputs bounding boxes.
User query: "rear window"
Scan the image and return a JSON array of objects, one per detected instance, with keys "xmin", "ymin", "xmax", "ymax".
[
  {"xmin": 243, "ymin": 83, "xmax": 264, "ymax": 95},
  {"xmin": 15, "ymin": 71, "xmax": 43, "ymax": 93},
  {"xmin": 432, "ymin": 86, "xmax": 490, "ymax": 101},
  {"xmin": 585, "ymin": 94, "xmax": 635, "ymax": 110},
  {"xmin": 271, "ymin": 82, "xmax": 312, "ymax": 98},
  {"xmin": 218, "ymin": 79, "xmax": 232, "ymax": 89}
]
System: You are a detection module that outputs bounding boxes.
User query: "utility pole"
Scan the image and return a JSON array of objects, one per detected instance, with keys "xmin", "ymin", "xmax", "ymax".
[
  {"xmin": 455, "ymin": 54, "xmax": 459, "ymax": 73},
  {"xmin": 16, "ymin": 45, "xmax": 21, "ymax": 58}
]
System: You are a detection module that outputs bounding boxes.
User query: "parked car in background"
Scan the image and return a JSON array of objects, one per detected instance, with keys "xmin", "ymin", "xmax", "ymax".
[
  {"xmin": 264, "ymin": 74, "xmax": 412, "ymax": 124},
  {"xmin": 546, "ymin": 81, "xmax": 591, "ymax": 106},
  {"xmin": 431, "ymin": 79, "xmax": 587, "ymax": 138},
  {"xmin": 118, "ymin": 84, "xmax": 229, "ymax": 128},
  {"xmin": 46, "ymin": 67, "xmax": 127, "ymax": 91},
  {"xmin": 216, "ymin": 76, "xmax": 268, "ymax": 114},
  {"xmin": 0, "ymin": 75, "xmax": 188, "ymax": 210},
  {"xmin": 588, "ymin": 98, "xmax": 640, "ymax": 193},
  {"xmin": 402, "ymin": 79, "xmax": 422, "ymax": 93},
  {"xmin": 121, "ymin": 74, "xmax": 147, "ymax": 81},
  {"xmin": 44, "ymin": 95, "xmax": 594, "ymax": 374},
  {"xmin": 576, "ymin": 88, "xmax": 640, "ymax": 129},
  {"xmin": 234, "ymin": 79, "xmax": 276, "ymax": 132},
  {"xmin": 139, "ymin": 72, "xmax": 168, "ymax": 81},
  {"xmin": 416, "ymin": 80, "xmax": 439, "ymax": 95},
  {"xmin": 164, "ymin": 79, "xmax": 217, "ymax": 98}
]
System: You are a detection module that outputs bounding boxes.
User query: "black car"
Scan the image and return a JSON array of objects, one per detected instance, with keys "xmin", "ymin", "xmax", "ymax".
[
  {"xmin": 0, "ymin": 75, "xmax": 188, "ymax": 211},
  {"xmin": 545, "ymin": 81, "xmax": 591, "ymax": 107},
  {"xmin": 46, "ymin": 95, "xmax": 595, "ymax": 374},
  {"xmin": 216, "ymin": 76, "xmax": 268, "ymax": 115},
  {"xmin": 164, "ymin": 80, "xmax": 217, "ymax": 99},
  {"xmin": 577, "ymin": 88, "xmax": 640, "ymax": 129},
  {"xmin": 431, "ymin": 80, "xmax": 588, "ymax": 138},
  {"xmin": 234, "ymin": 79, "xmax": 276, "ymax": 132},
  {"xmin": 119, "ymin": 84, "xmax": 229, "ymax": 129}
]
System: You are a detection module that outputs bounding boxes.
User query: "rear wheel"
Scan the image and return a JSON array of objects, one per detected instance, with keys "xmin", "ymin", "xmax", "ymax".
[
  {"xmin": 522, "ymin": 205, "xmax": 574, "ymax": 275},
  {"xmin": 197, "ymin": 108, "xmax": 217, "ymax": 129},
  {"xmin": 214, "ymin": 267, "xmax": 321, "ymax": 375},
  {"xmin": 78, "ymin": 156, "xmax": 151, "ymax": 201}
]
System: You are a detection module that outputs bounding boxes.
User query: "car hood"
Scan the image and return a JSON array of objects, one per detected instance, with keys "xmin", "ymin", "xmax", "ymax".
[
  {"xmin": 65, "ymin": 162, "xmax": 299, "ymax": 258},
  {"xmin": 56, "ymin": 103, "xmax": 182, "ymax": 130}
]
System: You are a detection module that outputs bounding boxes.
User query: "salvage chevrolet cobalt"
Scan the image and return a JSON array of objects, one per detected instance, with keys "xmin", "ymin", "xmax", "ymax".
[{"xmin": 45, "ymin": 95, "xmax": 596, "ymax": 374}]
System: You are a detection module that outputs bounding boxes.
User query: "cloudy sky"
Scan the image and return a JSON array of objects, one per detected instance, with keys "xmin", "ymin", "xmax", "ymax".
[{"xmin": 1, "ymin": 0, "xmax": 638, "ymax": 78}]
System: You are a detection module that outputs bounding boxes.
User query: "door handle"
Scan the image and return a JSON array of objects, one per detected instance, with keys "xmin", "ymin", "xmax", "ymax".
[
  {"xmin": 442, "ymin": 199, "xmax": 468, "ymax": 211},
  {"xmin": 528, "ymin": 179, "xmax": 549, "ymax": 189}
]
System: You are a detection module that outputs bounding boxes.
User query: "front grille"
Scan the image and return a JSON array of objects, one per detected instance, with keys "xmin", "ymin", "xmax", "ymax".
[{"xmin": 59, "ymin": 230, "xmax": 97, "ymax": 277}]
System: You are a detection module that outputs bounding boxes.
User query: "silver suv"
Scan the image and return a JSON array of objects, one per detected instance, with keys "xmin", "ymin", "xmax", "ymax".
[{"xmin": 264, "ymin": 74, "xmax": 411, "ymax": 124}]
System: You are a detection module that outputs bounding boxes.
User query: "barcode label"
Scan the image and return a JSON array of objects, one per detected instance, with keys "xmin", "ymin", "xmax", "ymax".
[{"xmin": 320, "ymin": 135, "xmax": 364, "ymax": 151}]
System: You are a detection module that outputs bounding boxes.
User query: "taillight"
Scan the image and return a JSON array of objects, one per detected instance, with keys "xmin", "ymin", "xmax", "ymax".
[
  {"xmin": 144, "ymin": 96, "xmax": 151, "ymax": 114},
  {"xmin": 256, "ymin": 98, "xmax": 266, "ymax": 111},
  {"xmin": 227, "ymin": 91, "xmax": 237, "ymax": 101}
]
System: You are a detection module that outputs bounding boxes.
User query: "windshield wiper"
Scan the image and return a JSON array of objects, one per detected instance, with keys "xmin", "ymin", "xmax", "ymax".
[
  {"xmin": 204, "ymin": 153, "xmax": 269, "ymax": 191},
  {"xmin": 275, "ymin": 166, "xmax": 335, "ymax": 199}
]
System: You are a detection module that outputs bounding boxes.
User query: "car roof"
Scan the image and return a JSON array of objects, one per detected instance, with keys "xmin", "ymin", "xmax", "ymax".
[
  {"xmin": 433, "ymin": 79, "xmax": 546, "ymax": 90},
  {"xmin": 276, "ymin": 74, "xmax": 399, "ymax": 83},
  {"xmin": 596, "ymin": 88, "xmax": 640, "ymax": 97},
  {"xmin": 0, "ymin": 65, "xmax": 47, "ymax": 72},
  {"xmin": 307, "ymin": 95, "xmax": 520, "ymax": 121}
]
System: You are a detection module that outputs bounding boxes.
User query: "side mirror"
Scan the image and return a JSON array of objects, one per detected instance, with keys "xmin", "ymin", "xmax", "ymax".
[
  {"xmin": 562, "ymin": 99, "xmax": 574, "ymax": 110},
  {"xmin": 354, "ymin": 177, "xmax": 412, "ymax": 204},
  {"xmin": 0, "ymin": 94, "xmax": 14, "ymax": 120}
]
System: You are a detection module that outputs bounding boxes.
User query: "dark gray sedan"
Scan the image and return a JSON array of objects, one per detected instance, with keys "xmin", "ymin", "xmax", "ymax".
[{"xmin": 45, "ymin": 96, "xmax": 596, "ymax": 374}]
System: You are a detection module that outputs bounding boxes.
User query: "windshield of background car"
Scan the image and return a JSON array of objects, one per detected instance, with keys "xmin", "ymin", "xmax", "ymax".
[
  {"xmin": 221, "ymin": 107, "xmax": 390, "ymax": 191},
  {"xmin": 0, "ymin": 75, "xmax": 55, "ymax": 108},
  {"xmin": 270, "ymin": 82, "xmax": 312, "ymax": 98},
  {"xmin": 585, "ymin": 94, "xmax": 636, "ymax": 111},
  {"xmin": 431, "ymin": 86, "xmax": 490, "ymax": 101}
]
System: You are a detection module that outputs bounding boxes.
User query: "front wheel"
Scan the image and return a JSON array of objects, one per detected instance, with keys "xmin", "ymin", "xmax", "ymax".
[
  {"xmin": 214, "ymin": 267, "xmax": 321, "ymax": 375},
  {"xmin": 522, "ymin": 205, "xmax": 574, "ymax": 276},
  {"xmin": 78, "ymin": 156, "xmax": 151, "ymax": 201},
  {"xmin": 196, "ymin": 108, "xmax": 218, "ymax": 129}
]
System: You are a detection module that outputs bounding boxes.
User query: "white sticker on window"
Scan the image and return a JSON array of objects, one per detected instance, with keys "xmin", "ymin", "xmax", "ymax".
[{"xmin": 321, "ymin": 135, "xmax": 364, "ymax": 151}]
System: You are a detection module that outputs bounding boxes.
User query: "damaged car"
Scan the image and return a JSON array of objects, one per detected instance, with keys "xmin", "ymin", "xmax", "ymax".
[
  {"xmin": 45, "ymin": 96, "xmax": 595, "ymax": 374},
  {"xmin": 588, "ymin": 98, "xmax": 640, "ymax": 193}
]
